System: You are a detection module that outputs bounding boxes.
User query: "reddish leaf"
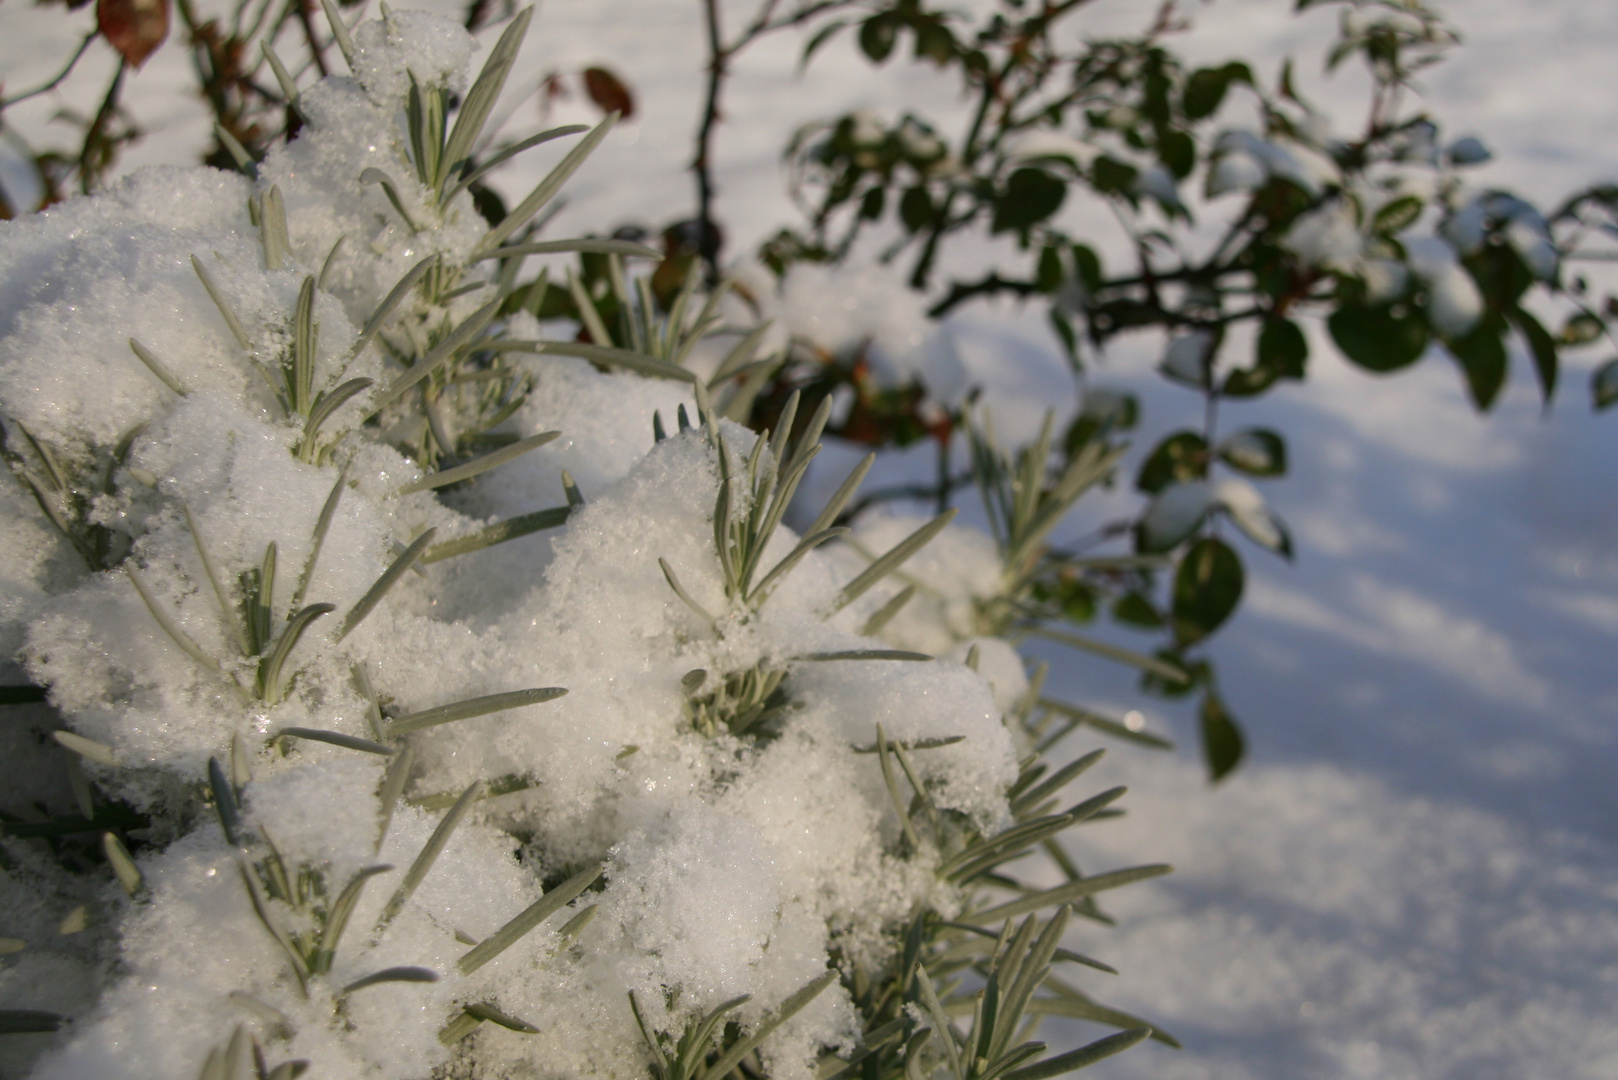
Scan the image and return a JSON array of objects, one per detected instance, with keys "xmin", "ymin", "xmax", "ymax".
[
  {"xmin": 98, "ymin": 0, "xmax": 170, "ymax": 69},
  {"xmin": 581, "ymin": 67, "xmax": 634, "ymax": 120}
]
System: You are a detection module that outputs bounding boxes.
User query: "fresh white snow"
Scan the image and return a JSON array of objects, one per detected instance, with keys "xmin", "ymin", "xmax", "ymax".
[{"xmin": 2, "ymin": 2, "xmax": 1616, "ymax": 1079}]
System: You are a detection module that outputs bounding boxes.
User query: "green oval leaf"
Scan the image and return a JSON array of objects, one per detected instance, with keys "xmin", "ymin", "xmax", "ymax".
[
  {"xmin": 1135, "ymin": 431, "xmax": 1207, "ymax": 494},
  {"xmin": 858, "ymin": 15, "xmax": 898, "ymax": 62},
  {"xmin": 993, "ymin": 167, "xmax": 1067, "ymax": 234},
  {"xmin": 1216, "ymin": 429, "xmax": 1287, "ymax": 476},
  {"xmin": 1172, "ymin": 538, "xmax": 1244, "ymax": 646},
  {"xmin": 1328, "ymin": 302, "xmax": 1429, "ymax": 372},
  {"xmin": 1594, "ymin": 358, "xmax": 1618, "ymax": 410},
  {"xmin": 1200, "ymin": 692, "xmax": 1245, "ymax": 782}
]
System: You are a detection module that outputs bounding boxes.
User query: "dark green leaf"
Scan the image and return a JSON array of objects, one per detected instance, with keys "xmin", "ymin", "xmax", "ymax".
[
  {"xmin": 802, "ymin": 20, "xmax": 849, "ymax": 68},
  {"xmin": 1181, "ymin": 63, "xmax": 1251, "ymax": 120},
  {"xmin": 859, "ymin": 185, "xmax": 886, "ymax": 221},
  {"xmin": 858, "ymin": 15, "xmax": 899, "ymax": 63},
  {"xmin": 1111, "ymin": 591, "xmax": 1163, "ymax": 629},
  {"xmin": 1371, "ymin": 195, "xmax": 1423, "ymax": 235},
  {"xmin": 1135, "ymin": 431, "xmax": 1207, "ymax": 494},
  {"xmin": 1510, "ymin": 307, "xmax": 1558, "ymax": 403},
  {"xmin": 1158, "ymin": 129, "xmax": 1195, "ymax": 179},
  {"xmin": 1328, "ymin": 302, "xmax": 1428, "ymax": 372},
  {"xmin": 993, "ymin": 168, "xmax": 1067, "ymax": 234},
  {"xmin": 1036, "ymin": 245, "xmax": 1064, "ymax": 293},
  {"xmin": 1071, "ymin": 244, "xmax": 1103, "ymax": 292},
  {"xmin": 1172, "ymin": 538, "xmax": 1244, "ymax": 646},
  {"xmin": 1446, "ymin": 311, "xmax": 1508, "ymax": 411},
  {"xmin": 1089, "ymin": 156, "xmax": 1138, "ymax": 196},
  {"xmin": 1592, "ymin": 358, "xmax": 1618, "ymax": 409},
  {"xmin": 1216, "ymin": 429, "xmax": 1286, "ymax": 476},
  {"xmin": 1561, "ymin": 312, "xmax": 1603, "ymax": 345},
  {"xmin": 900, "ymin": 186, "xmax": 934, "ymax": 232},
  {"xmin": 1002, "ymin": 1028, "xmax": 1152, "ymax": 1080},
  {"xmin": 1226, "ymin": 317, "xmax": 1309, "ymax": 396},
  {"xmin": 1200, "ymin": 692, "xmax": 1245, "ymax": 781}
]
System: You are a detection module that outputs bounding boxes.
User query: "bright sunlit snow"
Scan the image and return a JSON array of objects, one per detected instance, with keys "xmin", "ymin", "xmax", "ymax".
[{"xmin": 1, "ymin": 1, "xmax": 1615, "ymax": 1079}]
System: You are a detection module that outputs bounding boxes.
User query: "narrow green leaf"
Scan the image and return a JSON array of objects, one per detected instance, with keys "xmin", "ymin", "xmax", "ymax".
[
  {"xmin": 464, "ymin": 1002, "xmax": 541, "ymax": 1034},
  {"xmin": 340, "ymin": 966, "xmax": 438, "ymax": 994},
  {"xmin": 209, "ymin": 756, "xmax": 241, "ymax": 846},
  {"xmin": 447, "ymin": 125, "xmax": 589, "ymax": 202},
  {"xmin": 181, "ymin": 503, "xmax": 250, "ymax": 655},
  {"xmin": 226, "ymin": 991, "xmax": 291, "ymax": 1034},
  {"xmin": 1000, "ymin": 1028, "xmax": 1151, "ymax": 1080},
  {"xmin": 1024, "ymin": 628, "xmax": 1188, "ymax": 683},
  {"xmin": 102, "ymin": 832, "xmax": 142, "ymax": 895},
  {"xmin": 259, "ymin": 603, "xmax": 336, "ymax": 702},
  {"xmin": 369, "ymin": 296, "xmax": 504, "ymax": 415},
  {"xmin": 659, "ymin": 557, "xmax": 718, "ymax": 624},
  {"xmin": 394, "ymin": 432, "xmax": 560, "ymax": 495},
  {"xmin": 441, "ymin": 6, "xmax": 534, "ymax": 184},
  {"xmin": 360, "ymin": 168, "xmax": 421, "ymax": 232},
  {"xmin": 289, "ymin": 465, "xmax": 347, "ymax": 613},
  {"xmin": 125, "ymin": 565, "xmax": 223, "ymax": 675},
  {"xmin": 303, "ymin": 378, "xmax": 373, "ymax": 446},
  {"xmin": 128, "ymin": 339, "xmax": 187, "ymax": 396},
  {"xmin": 214, "ymin": 124, "xmax": 254, "ymax": 174},
  {"xmin": 914, "ymin": 965, "xmax": 965, "ymax": 1080},
  {"xmin": 192, "ymin": 256, "xmax": 252, "ymax": 350},
  {"xmin": 850, "ymin": 734, "xmax": 963, "ymax": 754},
  {"xmin": 475, "ymin": 112, "xmax": 619, "ymax": 255},
  {"xmin": 318, "ymin": 234, "xmax": 345, "ymax": 290},
  {"xmin": 861, "ymin": 585, "xmax": 916, "ymax": 637},
  {"xmin": 260, "ymin": 184, "xmax": 292, "ymax": 271},
  {"xmin": 274, "ymin": 728, "xmax": 394, "ymax": 755},
  {"xmin": 237, "ymin": 859, "xmax": 310, "ymax": 993},
  {"xmin": 319, "ymin": 0, "xmax": 356, "ymax": 66},
  {"xmin": 557, "ymin": 903, "xmax": 597, "ymax": 942},
  {"xmin": 336, "ymin": 530, "xmax": 436, "ymax": 641},
  {"xmin": 316, "ymin": 864, "xmax": 394, "ymax": 973},
  {"xmin": 475, "ymin": 238, "xmax": 663, "ymax": 263},
  {"xmin": 419, "ymin": 506, "xmax": 572, "ymax": 563},
  {"xmin": 835, "ymin": 508, "xmax": 958, "ymax": 612},
  {"xmin": 748, "ymin": 527, "xmax": 849, "ymax": 607},
  {"xmin": 1010, "ymin": 750, "xmax": 1104, "ymax": 816},
  {"xmin": 352, "ymin": 255, "xmax": 437, "ymax": 360},
  {"xmin": 875, "ymin": 724, "xmax": 921, "ymax": 850},
  {"xmin": 806, "ymin": 453, "xmax": 876, "ymax": 539},
  {"xmin": 966, "ymin": 865, "xmax": 1171, "ymax": 923},
  {"xmin": 52, "ymin": 730, "xmax": 116, "ymax": 767},
  {"xmin": 438, "ymin": 1011, "xmax": 483, "ymax": 1046},
  {"xmin": 458, "ymin": 863, "xmax": 603, "ymax": 974},
  {"xmin": 700, "ymin": 970, "xmax": 839, "ymax": 1080},
  {"xmin": 378, "ymin": 781, "xmax": 484, "ymax": 929},
  {"xmin": 375, "ymin": 743, "xmax": 414, "ymax": 851},
  {"xmin": 386, "ymin": 688, "xmax": 567, "ymax": 737},
  {"xmin": 799, "ymin": 649, "xmax": 931, "ymax": 662}
]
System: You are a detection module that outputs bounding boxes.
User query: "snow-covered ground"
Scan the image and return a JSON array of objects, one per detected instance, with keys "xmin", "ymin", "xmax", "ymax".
[{"xmin": 2, "ymin": 2, "xmax": 1616, "ymax": 1078}]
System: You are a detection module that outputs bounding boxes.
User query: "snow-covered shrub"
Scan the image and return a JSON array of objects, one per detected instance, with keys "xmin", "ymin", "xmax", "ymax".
[{"xmin": 0, "ymin": 9, "xmax": 1169, "ymax": 1079}]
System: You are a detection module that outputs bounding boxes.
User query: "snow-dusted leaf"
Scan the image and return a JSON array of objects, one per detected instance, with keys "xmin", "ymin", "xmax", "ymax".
[
  {"xmin": 1160, "ymin": 331, "xmax": 1215, "ymax": 386},
  {"xmin": 1138, "ymin": 481, "xmax": 1214, "ymax": 552},
  {"xmin": 1214, "ymin": 478, "xmax": 1291, "ymax": 556},
  {"xmin": 1216, "ymin": 429, "xmax": 1286, "ymax": 476},
  {"xmin": 1592, "ymin": 358, "xmax": 1618, "ymax": 410}
]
